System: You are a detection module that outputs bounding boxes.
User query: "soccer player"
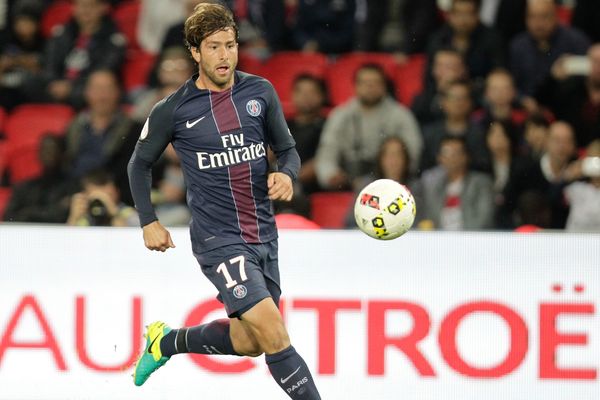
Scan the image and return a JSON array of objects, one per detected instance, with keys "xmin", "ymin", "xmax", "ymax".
[{"xmin": 127, "ymin": 3, "xmax": 321, "ymax": 400}]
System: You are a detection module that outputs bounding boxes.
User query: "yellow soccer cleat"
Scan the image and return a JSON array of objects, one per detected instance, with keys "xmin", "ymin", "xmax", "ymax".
[{"xmin": 133, "ymin": 321, "xmax": 172, "ymax": 386}]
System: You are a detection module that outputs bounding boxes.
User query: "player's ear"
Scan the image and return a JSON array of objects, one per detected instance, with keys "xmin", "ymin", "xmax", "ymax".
[{"xmin": 190, "ymin": 46, "xmax": 201, "ymax": 64}]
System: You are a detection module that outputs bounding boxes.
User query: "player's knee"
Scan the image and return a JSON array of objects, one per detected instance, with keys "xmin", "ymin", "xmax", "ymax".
[
  {"xmin": 260, "ymin": 322, "xmax": 290, "ymax": 353},
  {"xmin": 244, "ymin": 346, "xmax": 264, "ymax": 358}
]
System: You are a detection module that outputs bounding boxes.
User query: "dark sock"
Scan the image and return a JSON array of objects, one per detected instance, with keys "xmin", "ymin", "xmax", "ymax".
[
  {"xmin": 266, "ymin": 345, "xmax": 321, "ymax": 400},
  {"xmin": 159, "ymin": 319, "xmax": 240, "ymax": 357}
]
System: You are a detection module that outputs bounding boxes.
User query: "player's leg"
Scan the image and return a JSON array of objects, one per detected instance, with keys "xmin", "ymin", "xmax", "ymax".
[
  {"xmin": 239, "ymin": 297, "xmax": 321, "ymax": 400},
  {"xmin": 158, "ymin": 244, "xmax": 268, "ymax": 358},
  {"xmin": 159, "ymin": 316, "xmax": 262, "ymax": 357}
]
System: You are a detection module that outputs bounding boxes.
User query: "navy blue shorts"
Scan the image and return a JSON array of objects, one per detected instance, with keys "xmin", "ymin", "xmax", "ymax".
[{"xmin": 194, "ymin": 240, "xmax": 281, "ymax": 318}]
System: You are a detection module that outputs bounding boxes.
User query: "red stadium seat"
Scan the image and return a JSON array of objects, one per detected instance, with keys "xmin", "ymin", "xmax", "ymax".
[
  {"xmin": 275, "ymin": 213, "xmax": 321, "ymax": 230},
  {"xmin": 557, "ymin": 5, "xmax": 573, "ymax": 25},
  {"xmin": 0, "ymin": 107, "xmax": 6, "ymax": 133},
  {"xmin": 238, "ymin": 52, "xmax": 263, "ymax": 75},
  {"xmin": 0, "ymin": 141, "xmax": 7, "ymax": 179},
  {"xmin": 309, "ymin": 191, "xmax": 355, "ymax": 229},
  {"xmin": 326, "ymin": 52, "xmax": 399, "ymax": 106},
  {"xmin": 41, "ymin": 1, "xmax": 73, "ymax": 38},
  {"xmin": 112, "ymin": 0, "xmax": 141, "ymax": 49},
  {"xmin": 4, "ymin": 104, "xmax": 75, "ymax": 184},
  {"xmin": 0, "ymin": 187, "xmax": 12, "ymax": 220},
  {"xmin": 122, "ymin": 50, "xmax": 156, "ymax": 93},
  {"xmin": 259, "ymin": 51, "xmax": 328, "ymax": 106},
  {"xmin": 5, "ymin": 104, "xmax": 74, "ymax": 144},
  {"xmin": 267, "ymin": 51, "xmax": 328, "ymax": 71},
  {"xmin": 4, "ymin": 142, "xmax": 42, "ymax": 184},
  {"xmin": 394, "ymin": 54, "xmax": 426, "ymax": 106}
]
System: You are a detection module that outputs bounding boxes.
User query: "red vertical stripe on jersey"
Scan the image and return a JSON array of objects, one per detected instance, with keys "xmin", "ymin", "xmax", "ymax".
[{"xmin": 210, "ymin": 89, "xmax": 260, "ymax": 243}]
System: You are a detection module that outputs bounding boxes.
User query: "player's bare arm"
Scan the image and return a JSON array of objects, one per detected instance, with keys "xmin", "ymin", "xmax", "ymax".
[
  {"xmin": 142, "ymin": 221, "xmax": 176, "ymax": 252},
  {"xmin": 267, "ymin": 172, "xmax": 293, "ymax": 201}
]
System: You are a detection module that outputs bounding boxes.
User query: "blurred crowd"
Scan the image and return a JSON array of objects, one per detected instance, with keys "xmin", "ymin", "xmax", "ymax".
[{"xmin": 1, "ymin": 0, "xmax": 600, "ymax": 232}]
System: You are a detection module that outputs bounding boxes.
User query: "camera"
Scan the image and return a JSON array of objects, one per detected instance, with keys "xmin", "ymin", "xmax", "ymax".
[
  {"xmin": 582, "ymin": 157, "xmax": 600, "ymax": 178},
  {"xmin": 88, "ymin": 198, "xmax": 112, "ymax": 226}
]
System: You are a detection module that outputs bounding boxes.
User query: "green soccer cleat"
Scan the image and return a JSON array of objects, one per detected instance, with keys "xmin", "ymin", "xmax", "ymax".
[{"xmin": 133, "ymin": 321, "xmax": 172, "ymax": 386}]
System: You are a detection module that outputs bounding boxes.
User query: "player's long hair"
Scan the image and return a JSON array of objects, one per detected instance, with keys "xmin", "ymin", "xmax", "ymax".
[{"xmin": 184, "ymin": 3, "xmax": 238, "ymax": 49}]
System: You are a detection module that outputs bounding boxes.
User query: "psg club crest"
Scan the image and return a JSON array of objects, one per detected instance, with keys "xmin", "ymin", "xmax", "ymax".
[
  {"xmin": 233, "ymin": 284, "xmax": 248, "ymax": 299},
  {"xmin": 246, "ymin": 100, "xmax": 261, "ymax": 117}
]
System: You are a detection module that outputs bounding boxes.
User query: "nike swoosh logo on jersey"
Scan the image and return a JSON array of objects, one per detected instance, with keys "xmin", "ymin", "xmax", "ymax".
[
  {"xmin": 280, "ymin": 366, "xmax": 302, "ymax": 384},
  {"xmin": 186, "ymin": 116, "xmax": 205, "ymax": 128}
]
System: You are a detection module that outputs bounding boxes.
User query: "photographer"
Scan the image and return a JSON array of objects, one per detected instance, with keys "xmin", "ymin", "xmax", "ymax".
[{"xmin": 67, "ymin": 169, "xmax": 138, "ymax": 227}]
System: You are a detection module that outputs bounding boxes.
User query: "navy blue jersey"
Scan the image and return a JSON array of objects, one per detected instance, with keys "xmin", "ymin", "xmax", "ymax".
[{"xmin": 128, "ymin": 71, "xmax": 300, "ymax": 254}]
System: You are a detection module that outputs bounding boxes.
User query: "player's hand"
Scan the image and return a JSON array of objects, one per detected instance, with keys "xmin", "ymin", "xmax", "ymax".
[
  {"xmin": 267, "ymin": 172, "xmax": 293, "ymax": 201},
  {"xmin": 142, "ymin": 221, "xmax": 176, "ymax": 252}
]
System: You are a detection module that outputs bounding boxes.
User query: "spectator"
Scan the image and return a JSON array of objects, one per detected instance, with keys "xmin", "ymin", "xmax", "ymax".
[
  {"xmin": 564, "ymin": 139, "xmax": 600, "ymax": 231},
  {"xmin": 273, "ymin": 74, "xmax": 328, "ymax": 218},
  {"xmin": 472, "ymin": 68, "xmax": 526, "ymax": 131},
  {"xmin": 483, "ymin": 0, "xmax": 527, "ymax": 44},
  {"xmin": 418, "ymin": 135, "xmax": 494, "ymax": 230},
  {"xmin": 426, "ymin": 0, "xmax": 505, "ymax": 88},
  {"xmin": 374, "ymin": 136, "xmax": 413, "ymax": 186},
  {"xmin": 483, "ymin": 120, "xmax": 528, "ymax": 228},
  {"xmin": 64, "ymin": 69, "xmax": 140, "ymax": 205},
  {"xmin": 287, "ymin": 74, "xmax": 327, "ymax": 194},
  {"xmin": 355, "ymin": 0, "xmax": 441, "ymax": 58},
  {"xmin": 67, "ymin": 168, "xmax": 138, "ymax": 226},
  {"xmin": 315, "ymin": 63, "xmax": 422, "ymax": 190},
  {"xmin": 42, "ymin": 0, "xmax": 126, "ymax": 108},
  {"xmin": 3, "ymin": 135, "xmax": 77, "ymax": 223},
  {"xmin": 412, "ymin": 47, "xmax": 468, "ymax": 125},
  {"xmin": 536, "ymin": 43, "xmax": 600, "ymax": 147},
  {"xmin": 504, "ymin": 120, "xmax": 578, "ymax": 229},
  {"xmin": 131, "ymin": 46, "xmax": 195, "ymax": 122},
  {"xmin": 137, "ymin": 0, "xmax": 186, "ymax": 54},
  {"xmin": 509, "ymin": 0, "xmax": 590, "ymax": 105},
  {"xmin": 345, "ymin": 136, "xmax": 414, "ymax": 227},
  {"xmin": 152, "ymin": 144, "xmax": 190, "ymax": 226},
  {"xmin": 0, "ymin": 1, "xmax": 44, "ymax": 110},
  {"xmin": 291, "ymin": 0, "xmax": 355, "ymax": 54},
  {"xmin": 420, "ymin": 80, "xmax": 487, "ymax": 172},
  {"xmin": 231, "ymin": 0, "xmax": 287, "ymax": 56},
  {"xmin": 522, "ymin": 112, "xmax": 549, "ymax": 160},
  {"xmin": 157, "ymin": 0, "xmax": 204, "ymax": 53}
]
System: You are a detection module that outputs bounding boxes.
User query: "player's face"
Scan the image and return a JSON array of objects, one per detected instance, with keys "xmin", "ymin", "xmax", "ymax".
[{"xmin": 192, "ymin": 28, "xmax": 238, "ymax": 91}]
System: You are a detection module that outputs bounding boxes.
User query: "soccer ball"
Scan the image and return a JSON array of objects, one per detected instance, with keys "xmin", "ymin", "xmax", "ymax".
[{"xmin": 354, "ymin": 179, "xmax": 416, "ymax": 240}]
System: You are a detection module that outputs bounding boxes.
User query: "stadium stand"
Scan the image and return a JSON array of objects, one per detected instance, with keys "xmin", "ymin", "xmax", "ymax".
[
  {"xmin": 309, "ymin": 191, "xmax": 354, "ymax": 229},
  {"xmin": 112, "ymin": 0, "xmax": 142, "ymax": 50},
  {"xmin": 4, "ymin": 105, "xmax": 75, "ymax": 184},
  {"xmin": 326, "ymin": 52, "xmax": 403, "ymax": 106},
  {"xmin": 40, "ymin": 0, "xmax": 73, "ymax": 38}
]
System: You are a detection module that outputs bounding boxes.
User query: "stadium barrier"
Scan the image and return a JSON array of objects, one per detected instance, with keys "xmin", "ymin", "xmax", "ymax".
[{"xmin": 0, "ymin": 226, "xmax": 598, "ymax": 400}]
